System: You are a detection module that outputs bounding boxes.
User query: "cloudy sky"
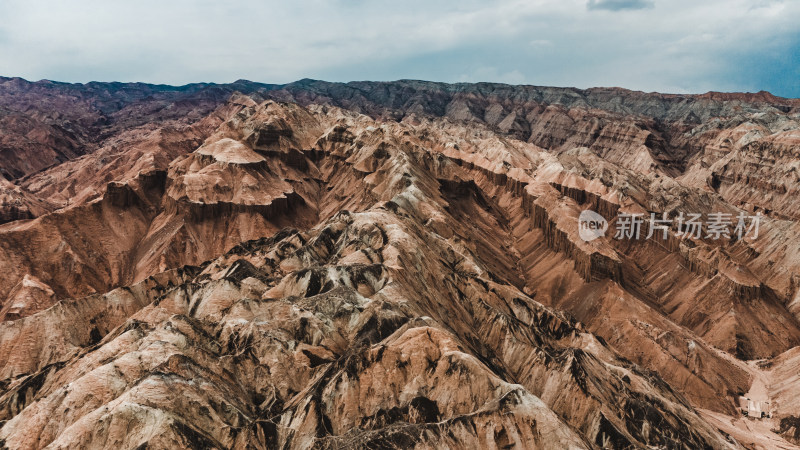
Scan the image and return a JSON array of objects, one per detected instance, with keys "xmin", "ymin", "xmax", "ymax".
[{"xmin": 1, "ymin": 0, "xmax": 798, "ymax": 96}]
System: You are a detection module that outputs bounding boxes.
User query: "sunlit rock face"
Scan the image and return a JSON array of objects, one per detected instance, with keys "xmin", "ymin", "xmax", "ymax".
[{"xmin": 1, "ymin": 80, "xmax": 799, "ymax": 448}]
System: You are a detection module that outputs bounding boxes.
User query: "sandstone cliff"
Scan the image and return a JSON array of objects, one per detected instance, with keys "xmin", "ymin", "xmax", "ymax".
[{"xmin": 0, "ymin": 79, "xmax": 799, "ymax": 448}]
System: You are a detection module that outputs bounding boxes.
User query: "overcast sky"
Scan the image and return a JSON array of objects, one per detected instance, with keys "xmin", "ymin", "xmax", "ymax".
[{"xmin": 1, "ymin": 0, "xmax": 798, "ymax": 97}]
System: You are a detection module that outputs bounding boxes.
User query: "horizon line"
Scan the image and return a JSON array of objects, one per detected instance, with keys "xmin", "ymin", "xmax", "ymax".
[{"xmin": 1, "ymin": 75, "xmax": 796, "ymax": 101}]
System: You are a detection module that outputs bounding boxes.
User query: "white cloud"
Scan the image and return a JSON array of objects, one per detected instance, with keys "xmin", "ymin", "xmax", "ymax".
[
  {"xmin": 0, "ymin": 0, "xmax": 797, "ymax": 96},
  {"xmin": 530, "ymin": 39, "xmax": 553, "ymax": 48},
  {"xmin": 586, "ymin": 0, "xmax": 654, "ymax": 11}
]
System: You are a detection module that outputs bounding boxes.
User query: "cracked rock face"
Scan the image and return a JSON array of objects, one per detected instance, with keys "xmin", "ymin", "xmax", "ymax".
[{"xmin": 1, "ymin": 80, "xmax": 800, "ymax": 448}]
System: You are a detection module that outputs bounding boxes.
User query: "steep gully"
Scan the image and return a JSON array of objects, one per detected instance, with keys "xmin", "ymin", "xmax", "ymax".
[
  {"xmin": 0, "ymin": 82, "xmax": 798, "ymax": 447},
  {"xmin": 0, "ymin": 100, "xmax": 738, "ymax": 448}
]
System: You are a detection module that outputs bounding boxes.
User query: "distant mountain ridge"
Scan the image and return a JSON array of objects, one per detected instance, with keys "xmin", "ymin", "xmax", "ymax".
[
  {"xmin": 1, "ymin": 76, "xmax": 799, "ymax": 448},
  {"xmin": 2, "ymin": 75, "xmax": 797, "ymax": 181}
]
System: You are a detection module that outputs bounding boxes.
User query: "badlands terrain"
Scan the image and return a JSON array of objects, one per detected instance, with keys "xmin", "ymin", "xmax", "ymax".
[{"xmin": 0, "ymin": 76, "xmax": 799, "ymax": 448}]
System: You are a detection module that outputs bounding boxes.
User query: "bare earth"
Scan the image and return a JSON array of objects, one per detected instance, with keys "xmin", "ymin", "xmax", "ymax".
[{"xmin": 0, "ymin": 77, "xmax": 799, "ymax": 448}]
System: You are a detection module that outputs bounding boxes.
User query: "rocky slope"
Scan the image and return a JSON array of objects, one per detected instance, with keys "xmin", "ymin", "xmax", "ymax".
[
  {"xmin": 0, "ymin": 78, "xmax": 799, "ymax": 448},
  {"xmin": 0, "ymin": 77, "xmax": 276, "ymax": 178}
]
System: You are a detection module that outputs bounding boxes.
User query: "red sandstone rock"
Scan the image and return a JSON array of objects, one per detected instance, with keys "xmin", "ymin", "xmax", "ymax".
[{"xmin": 0, "ymin": 80, "xmax": 799, "ymax": 448}]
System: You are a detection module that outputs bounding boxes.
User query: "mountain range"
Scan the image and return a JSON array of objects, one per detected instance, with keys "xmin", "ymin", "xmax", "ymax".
[{"xmin": 0, "ymin": 76, "xmax": 799, "ymax": 449}]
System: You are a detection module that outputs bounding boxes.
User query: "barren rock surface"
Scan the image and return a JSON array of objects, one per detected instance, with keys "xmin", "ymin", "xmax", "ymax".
[{"xmin": 1, "ymin": 79, "xmax": 799, "ymax": 448}]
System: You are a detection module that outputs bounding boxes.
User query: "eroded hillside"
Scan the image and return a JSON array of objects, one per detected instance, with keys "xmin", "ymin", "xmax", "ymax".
[{"xmin": 1, "ymin": 79, "xmax": 799, "ymax": 448}]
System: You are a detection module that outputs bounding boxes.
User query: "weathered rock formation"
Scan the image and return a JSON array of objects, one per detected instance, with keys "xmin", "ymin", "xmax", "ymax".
[{"xmin": 1, "ymin": 78, "xmax": 799, "ymax": 448}]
